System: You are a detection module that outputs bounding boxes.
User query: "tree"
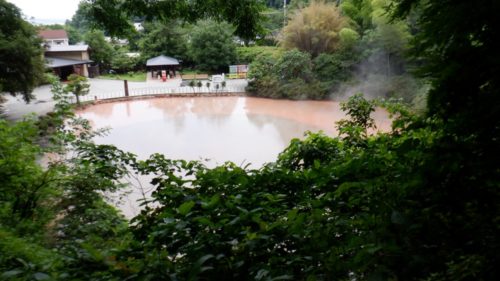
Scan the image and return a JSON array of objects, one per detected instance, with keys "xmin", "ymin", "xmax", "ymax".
[
  {"xmin": 0, "ymin": 0, "xmax": 45, "ymax": 102},
  {"xmin": 64, "ymin": 74, "xmax": 90, "ymax": 105},
  {"xmin": 111, "ymin": 49, "xmax": 139, "ymax": 73},
  {"xmin": 339, "ymin": 27, "xmax": 360, "ymax": 50},
  {"xmin": 386, "ymin": 0, "xmax": 500, "ymax": 279},
  {"xmin": 65, "ymin": 24, "xmax": 83, "ymax": 44},
  {"xmin": 340, "ymin": 0, "xmax": 374, "ymax": 33},
  {"xmin": 84, "ymin": 30, "xmax": 114, "ymax": 72},
  {"xmin": 37, "ymin": 23, "xmax": 64, "ymax": 30},
  {"xmin": 139, "ymin": 21, "xmax": 188, "ymax": 62},
  {"xmin": 364, "ymin": 0, "xmax": 411, "ymax": 69},
  {"xmin": 280, "ymin": 0, "xmax": 351, "ymax": 57},
  {"xmin": 68, "ymin": 1, "xmax": 93, "ymax": 32},
  {"xmin": 86, "ymin": 0, "xmax": 265, "ymax": 43},
  {"xmin": 335, "ymin": 0, "xmax": 416, "ymax": 101},
  {"xmin": 189, "ymin": 21, "xmax": 237, "ymax": 72},
  {"xmin": 336, "ymin": 93, "xmax": 375, "ymax": 145}
]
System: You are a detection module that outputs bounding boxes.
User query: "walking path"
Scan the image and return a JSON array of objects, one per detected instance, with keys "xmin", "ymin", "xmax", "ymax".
[{"xmin": 1, "ymin": 78, "xmax": 247, "ymax": 121}]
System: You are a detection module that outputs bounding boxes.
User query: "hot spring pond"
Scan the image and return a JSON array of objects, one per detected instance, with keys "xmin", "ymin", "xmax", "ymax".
[
  {"xmin": 77, "ymin": 96, "xmax": 391, "ymax": 217},
  {"xmin": 78, "ymin": 96, "xmax": 391, "ymax": 167}
]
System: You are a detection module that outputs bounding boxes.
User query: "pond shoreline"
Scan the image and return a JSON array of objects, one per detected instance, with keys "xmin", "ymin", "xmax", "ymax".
[{"xmin": 77, "ymin": 92, "xmax": 247, "ymax": 110}]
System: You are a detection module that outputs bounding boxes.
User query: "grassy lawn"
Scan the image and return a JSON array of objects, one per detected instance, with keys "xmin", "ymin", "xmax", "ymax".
[{"xmin": 98, "ymin": 71, "xmax": 147, "ymax": 82}]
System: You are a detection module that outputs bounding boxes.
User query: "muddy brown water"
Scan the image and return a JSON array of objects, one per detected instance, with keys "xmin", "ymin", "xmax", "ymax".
[{"xmin": 77, "ymin": 96, "xmax": 391, "ymax": 217}]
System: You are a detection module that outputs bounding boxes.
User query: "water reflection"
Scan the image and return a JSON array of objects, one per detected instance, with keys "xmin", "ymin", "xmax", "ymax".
[
  {"xmin": 243, "ymin": 97, "xmax": 342, "ymax": 130},
  {"xmin": 77, "ymin": 96, "xmax": 391, "ymax": 217},
  {"xmin": 78, "ymin": 97, "xmax": 390, "ymax": 166}
]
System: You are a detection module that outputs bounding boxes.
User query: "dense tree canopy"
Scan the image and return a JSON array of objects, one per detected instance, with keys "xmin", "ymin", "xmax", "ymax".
[
  {"xmin": 0, "ymin": 0, "xmax": 45, "ymax": 102},
  {"xmin": 68, "ymin": 1, "xmax": 93, "ymax": 32},
  {"xmin": 188, "ymin": 21, "xmax": 237, "ymax": 72},
  {"xmin": 139, "ymin": 21, "xmax": 188, "ymax": 62},
  {"xmin": 84, "ymin": 30, "xmax": 114, "ymax": 72},
  {"xmin": 85, "ymin": 0, "xmax": 265, "ymax": 42},
  {"xmin": 340, "ymin": 0, "xmax": 374, "ymax": 33}
]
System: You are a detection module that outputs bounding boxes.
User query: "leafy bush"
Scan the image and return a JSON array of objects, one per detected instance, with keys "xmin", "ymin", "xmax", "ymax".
[
  {"xmin": 247, "ymin": 49, "xmax": 333, "ymax": 100},
  {"xmin": 1, "ymin": 86, "xmax": 498, "ymax": 280},
  {"xmin": 118, "ymin": 94, "xmax": 497, "ymax": 280},
  {"xmin": 275, "ymin": 50, "xmax": 313, "ymax": 82},
  {"xmin": 0, "ymin": 229, "xmax": 63, "ymax": 280},
  {"xmin": 0, "ymin": 118, "xmax": 55, "ymax": 227},
  {"xmin": 280, "ymin": 1, "xmax": 349, "ymax": 57},
  {"xmin": 111, "ymin": 49, "xmax": 140, "ymax": 73},
  {"xmin": 312, "ymin": 42, "xmax": 364, "ymax": 93},
  {"xmin": 235, "ymin": 46, "xmax": 282, "ymax": 64},
  {"xmin": 64, "ymin": 74, "xmax": 90, "ymax": 105}
]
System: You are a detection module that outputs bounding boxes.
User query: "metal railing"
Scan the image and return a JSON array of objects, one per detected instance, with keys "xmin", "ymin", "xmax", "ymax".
[{"xmin": 78, "ymin": 85, "xmax": 247, "ymax": 103}]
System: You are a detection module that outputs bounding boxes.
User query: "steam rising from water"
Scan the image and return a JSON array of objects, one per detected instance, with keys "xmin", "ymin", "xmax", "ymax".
[{"xmin": 333, "ymin": 49, "xmax": 424, "ymax": 103}]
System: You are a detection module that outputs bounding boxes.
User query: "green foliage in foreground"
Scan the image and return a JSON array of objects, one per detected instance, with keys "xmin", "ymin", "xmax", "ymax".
[
  {"xmin": 1, "ymin": 87, "xmax": 498, "ymax": 280},
  {"xmin": 121, "ymin": 95, "xmax": 497, "ymax": 280},
  {"xmin": 1, "ymin": 81, "xmax": 132, "ymax": 281}
]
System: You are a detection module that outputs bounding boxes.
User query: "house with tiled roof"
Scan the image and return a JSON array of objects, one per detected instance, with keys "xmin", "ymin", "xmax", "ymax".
[
  {"xmin": 38, "ymin": 29, "xmax": 93, "ymax": 79},
  {"xmin": 39, "ymin": 29, "xmax": 69, "ymax": 46}
]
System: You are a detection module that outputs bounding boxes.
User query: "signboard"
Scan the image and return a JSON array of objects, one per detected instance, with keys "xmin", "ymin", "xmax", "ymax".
[{"xmin": 228, "ymin": 65, "xmax": 248, "ymax": 78}]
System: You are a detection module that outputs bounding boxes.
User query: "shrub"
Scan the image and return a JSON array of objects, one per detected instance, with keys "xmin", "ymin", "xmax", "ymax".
[
  {"xmin": 235, "ymin": 46, "xmax": 283, "ymax": 64},
  {"xmin": 247, "ymin": 49, "xmax": 328, "ymax": 99},
  {"xmin": 280, "ymin": 1, "xmax": 349, "ymax": 57}
]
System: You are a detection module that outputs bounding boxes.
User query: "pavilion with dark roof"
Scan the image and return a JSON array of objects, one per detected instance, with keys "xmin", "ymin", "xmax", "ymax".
[{"xmin": 146, "ymin": 55, "xmax": 180, "ymax": 79}]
